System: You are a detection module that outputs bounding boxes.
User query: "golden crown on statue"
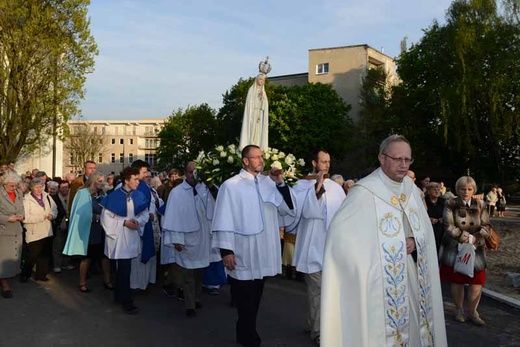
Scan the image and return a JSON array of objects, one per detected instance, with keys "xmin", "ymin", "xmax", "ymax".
[{"xmin": 258, "ymin": 56, "xmax": 272, "ymax": 75}]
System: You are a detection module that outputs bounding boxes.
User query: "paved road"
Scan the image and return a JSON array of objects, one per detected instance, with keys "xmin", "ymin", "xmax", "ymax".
[{"xmin": 0, "ymin": 270, "xmax": 519, "ymax": 346}]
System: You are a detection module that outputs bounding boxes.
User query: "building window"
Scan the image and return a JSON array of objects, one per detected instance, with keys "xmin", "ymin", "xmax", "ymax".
[
  {"xmin": 98, "ymin": 153, "xmax": 103, "ymax": 163},
  {"xmin": 128, "ymin": 153, "xmax": 133, "ymax": 163},
  {"xmin": 111, "ymin": 153, "xmax": 115, "ymax": 163},
  {"xmin": 316, "ymin": 63, "xmax": 329, "ymax": 74},
  {"xmin": 145, "ymin": 138, "xmax": 158, "ymax": 148},
  {"xmin": 120, "ymin": 138, "xmax": 124, "ymax": 145},
  {"xmin": 69, "ymin": 155, "xmax": 74, "ymax": 165},
  {"xmin": 130, "ymin": 139, "xmax": 134, "ymax": 145},
  {"xmin": 119, "ymin": 153, "xmax": 124, "ymax": 163},
  {"xmin": 111, "ymin": 139, "xmax": 115, "ymax": 145},
  {"xmin": 145, "ymin": 154, "xmax": 156, "ymax": 167}
]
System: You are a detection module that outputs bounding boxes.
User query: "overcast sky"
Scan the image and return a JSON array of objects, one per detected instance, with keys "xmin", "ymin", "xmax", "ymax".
[{"xmin": 80, "ymin": 0, "xmax": 454, "ymax": 120}]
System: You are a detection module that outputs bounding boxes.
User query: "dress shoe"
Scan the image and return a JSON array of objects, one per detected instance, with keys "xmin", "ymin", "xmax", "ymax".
[
  {"xmin": 103, "ymin": 282, "xmax": 114, "ymax": 291},
  {"xmin": 53, "ymin": 267, "xmax": 62, "ymax": 273},
  {"xmin": 35, "ymin": 276, "xmax": 49, "ymax": 282},
  {"xmin": 1, "ymin": 290, "xmax": 13, "ymax": 299},
  {"xmin": 469, "ymin": 312, "xmax": 485, "ymax": 326},
  {"xmin": 123, "ymin": 303, "xmax": 139, "ymax": 314},
  {"xmin": 454, "ymin": 308, "xmax": 466, "ymax": 323}
]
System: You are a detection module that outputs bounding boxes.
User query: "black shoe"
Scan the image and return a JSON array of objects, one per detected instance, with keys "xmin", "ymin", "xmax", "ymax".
[
  {"xmin": 195, "ymin": 301, "xmax": 202, "ymax": 309},
  {"xmin": 1, "ymin": 290, "xmax": 13, "ymax": 299},
  {"xmin": 185, "ymin": 309, "xmax": 196, "ymax": 317},
  {"xmin": 162, "ymin": 286, "xmax": 176, "ymax": 297},
  {"xmin": 177, "ymin": 287, "xmax": 184, "ymax": 301},
  {"xmin": 35, "ymin": 276, "xmax": 49, "ymax": 282},
  {"xmin": 123, "ymin": 304, "xmax": 139, "ymax": 314},
  {"xmin": 103, "ymin": 282, "xmax": 114, "ymax": 291}
]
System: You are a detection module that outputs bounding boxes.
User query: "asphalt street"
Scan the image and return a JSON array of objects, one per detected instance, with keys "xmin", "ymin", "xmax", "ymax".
[{"xmin": 0, "ymin": 269, "xmax": 519, "ymax": 346}]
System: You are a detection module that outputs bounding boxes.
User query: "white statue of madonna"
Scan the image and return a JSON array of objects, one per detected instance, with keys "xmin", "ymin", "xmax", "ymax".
[{"xmin": 239, "ymin": 57, "xmax": 271, "ymax": 150}]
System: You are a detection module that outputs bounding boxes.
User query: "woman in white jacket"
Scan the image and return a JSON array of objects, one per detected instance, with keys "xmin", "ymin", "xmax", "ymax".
[{"xmin": 20, "ymin": 178, "xmax": 57, "ymax": 282}]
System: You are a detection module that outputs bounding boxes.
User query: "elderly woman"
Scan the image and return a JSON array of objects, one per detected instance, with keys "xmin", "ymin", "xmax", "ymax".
[
  {"xmin": 63, "ymin": 172, "xmax": 112, "ymax": 292},
  {"xmin": 21, "ymin": 178, "xmax": 57, "ymax": 282},
  {"xmin": 439, "ymin": 176, "xmax": 491, "ymax": 326},
  {"xmin": 0, "ymin": 172, "xmax": 25, "ymax": 297},
  {"xmin": 425, "ymin": 182, "xmax": 445, "ymax": 253}
]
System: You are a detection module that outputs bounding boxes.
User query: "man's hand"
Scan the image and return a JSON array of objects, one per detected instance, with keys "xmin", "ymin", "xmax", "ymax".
[
  {"xmin": 174, "ymin": 243, "xmax": 184, "ymax": 251},
  {"xmin": 124, "ymin": 219, "xmax": 139, "ymax": 230},
  {"xmin": 315, "ymin": 171, "xmax": 325, "ymax": 194},
  {"xmin": 7, "ymin": 214, "xmax": 19, "ymax": 223},
  {"xmin": 406, "ymin": 237, "xmax": 416, "ymax": 254},
  {"xmin": 269, "ymin": 167, "xmax": 283, "ymax": 184},
  {"xmin": 223, "ymin": 254, "xmax": 237, "ymax": 271}
]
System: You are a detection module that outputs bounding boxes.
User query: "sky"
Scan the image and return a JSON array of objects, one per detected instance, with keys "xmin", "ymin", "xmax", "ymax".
[{"xmin": 81, "ymin": 0, "xmax": 455, "ymax": 120}]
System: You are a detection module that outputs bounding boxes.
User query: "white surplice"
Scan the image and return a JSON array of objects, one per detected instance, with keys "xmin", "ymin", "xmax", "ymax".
[
  {"xmin": 290, "ymin": 178, "xmax": 345, "ymax": 274},
  {"xmin": 211, "ymin": 169, "xmax": 296, "ymax": 280},
  {"xmin": 130, "ymin": 187, "xmax": 163, "ymax": 290},
  {"xmin": 101, "ymin": 198, "xmax": 149, "ymax": 260},
  {"xmin": 162, "ymin": 181, "xmax": 215, "ymax": 269},
  {"xmin": 321, "ymin": 168, "xmax": 447, "ymax": 347}
]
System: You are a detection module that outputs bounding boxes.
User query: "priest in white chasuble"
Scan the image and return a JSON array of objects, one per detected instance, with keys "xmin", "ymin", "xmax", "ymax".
[{"xmin": 321, "ymin": 135, "xmax": 447, "ymax": 347}]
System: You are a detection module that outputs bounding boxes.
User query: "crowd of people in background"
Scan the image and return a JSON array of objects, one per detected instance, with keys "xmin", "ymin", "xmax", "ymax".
[{"xmin": 0, "ymin": 138, "xmax": 510, "ymax": 346}]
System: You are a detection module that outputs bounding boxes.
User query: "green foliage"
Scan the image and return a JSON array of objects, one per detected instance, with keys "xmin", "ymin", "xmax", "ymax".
[
  {"xmin": 390, "ymin": 0, "xmax": 520, "ymax": 185},
  {"xmin": 156, "ymin": 103, "xmax": 218, "ymax": 170},
  {"xmin": 217, "ymin": 78, "xmax": 354, "ymax": 165},
  {"xmin": 0, "ymin": 0, "xmax": 98, "ymax": 163},
  {"xmin": 358, "ymin": 67, "xmax": 394, "ymax": 161}
]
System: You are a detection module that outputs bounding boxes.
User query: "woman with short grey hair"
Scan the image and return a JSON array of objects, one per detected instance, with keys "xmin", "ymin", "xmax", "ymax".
[
  {"xmin": 0, "ymin": 172, "xmax": 25, "ymax": 297},
  {"xmin": 20, "ymin": 178, "xmax": 57, "ymax": 282}
]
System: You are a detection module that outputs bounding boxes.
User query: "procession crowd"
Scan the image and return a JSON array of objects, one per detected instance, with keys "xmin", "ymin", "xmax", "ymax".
[{"xmin": 0, "ymin": 135, "xmax": 506, "ymax": 347}]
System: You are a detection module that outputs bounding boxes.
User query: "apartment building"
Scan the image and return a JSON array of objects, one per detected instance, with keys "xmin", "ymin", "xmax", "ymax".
[
  {"xmin": 63, "ymin": 118, "xmax": 166, "ymax": 175},
  {"xmin": 270, "ymin": 44, "xmax": 398, "ymax": 121}
]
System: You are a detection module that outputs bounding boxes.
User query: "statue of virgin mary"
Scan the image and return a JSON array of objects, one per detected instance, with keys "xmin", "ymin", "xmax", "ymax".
[{"xmin": 239, "ymin": 57, "xmax": 271, "ymax": 150}]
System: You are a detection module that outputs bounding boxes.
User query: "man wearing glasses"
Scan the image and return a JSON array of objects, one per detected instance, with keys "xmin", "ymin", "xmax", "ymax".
[
  {"xmin": 211, "ymin": 144, "xmax": 296, "ymax": 347},
  {"xmin": 321, "ymin": 135, "xmax": 447, "ymax": 347}
]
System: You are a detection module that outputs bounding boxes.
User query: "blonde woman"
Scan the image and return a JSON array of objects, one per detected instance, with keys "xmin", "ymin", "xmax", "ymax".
[
  {"xmin": 439, "ymin": 176, "xmax": 491, "ymax": 326},
  {"xmin": 63, "ymin": 172, "xmax": 112, "ymax": 292}
]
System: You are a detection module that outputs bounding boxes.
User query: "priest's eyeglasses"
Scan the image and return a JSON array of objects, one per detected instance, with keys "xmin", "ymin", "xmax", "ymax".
[
  {"xmin": 246, "ymin": 155, "xmax": 264, "ymax": 160},
  {"xmin": 382, "ymin": 153, "xmax": 414, "ymax": 165}
]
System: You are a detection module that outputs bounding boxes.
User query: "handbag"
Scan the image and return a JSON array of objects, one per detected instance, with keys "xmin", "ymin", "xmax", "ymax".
[
  {"xmin": 454, "ymin": 242, "xmax": 475, "ymax": 278},
  {"xmin": 485, "ymin": 226, "xmax": 499, "ymax": 251}
]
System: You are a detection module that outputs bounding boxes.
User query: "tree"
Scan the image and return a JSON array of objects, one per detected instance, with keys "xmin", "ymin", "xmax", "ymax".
[
  {"xmin": 390, "ymin": 0, "xmax": 520, "ymax": 185},
  {"xmin": 217, "ymin": 78, "xmax": 354, "ymax": 163},
  {"xmin": 156, "ymin": 104, "xmax": 218, "ymax": 170},
  {"xmin": 63, "ymin": 122, "xmax": 108, "ymax": 172},
  {"xmin": 0, "ymin": 0, "xmax": 98, "ymax": 163}
]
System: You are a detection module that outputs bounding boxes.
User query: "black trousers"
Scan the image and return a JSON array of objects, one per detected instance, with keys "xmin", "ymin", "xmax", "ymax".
[
  {"xmin": 22, "ymin": 237, "xmax": 52, "ymax": 279},
  {"xmin": 229, "ymin": 277, "xmax": 265, "ymax": 347},
  {"xmin": 114, "ymin": 259, "xmax": 133, "ymax": 307}
]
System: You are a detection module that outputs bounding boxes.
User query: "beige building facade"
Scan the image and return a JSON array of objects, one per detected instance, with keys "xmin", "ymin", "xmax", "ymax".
[
  {"xmin": 270, "ymin": 44, "xmax": 398, "ymax": 121},
  {"xmin": 63, "ymin": 118, "xmax": 166, "ymax": 175}
]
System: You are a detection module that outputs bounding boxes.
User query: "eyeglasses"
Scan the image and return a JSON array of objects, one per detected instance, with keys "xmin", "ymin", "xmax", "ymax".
[
  {"xmin": 382, "ymin": 153, "xmax": 414, "ymax": 165},
  {"xmin": 246, "ymin": 155, "xmax": 264, "ymax": 160}
]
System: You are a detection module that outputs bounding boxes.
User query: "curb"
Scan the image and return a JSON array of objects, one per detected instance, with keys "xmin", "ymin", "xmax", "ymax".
[{"xmin": 482, "ymin": 288, "xmax": 520, "ymax": 310}]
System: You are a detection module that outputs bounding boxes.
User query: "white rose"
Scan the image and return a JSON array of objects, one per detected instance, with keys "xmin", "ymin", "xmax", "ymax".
[
  {"xmin": 298, "ymin": 158, "xmax": 305, "ymax": 166},
  {"xmin": 220, "ymin": 151, "xmax": 227, "ymax": 158},
  {"xmin": 271, "ymin": 154, "xmax": 279, "ymax": 161},
  {"xmin": 272, "ymin": 148, "xmax": 279, "ymax": 154},
  {"xmin": 227, "ymin": 156, "xmax": 234, "ymax": 164},
  {"xmin": 278, "ymin": 151, "xmax": 286, "ymax": 159},
  {"xmin": 216, "ymin": 145, "xmax": 224, "ymax": 152},
  {"xmin": 284, "ymin": 156, "xmax": 294, "ymax": 166},
  {"xmin": 264, "ymin": 152, "xmax": 271, "ymax": 160},
  {"xmin": 213, "ymin": 159, "xmax": 220, "ymax": 166},
  {"xmin": 228, "ymin": 144, "xmax": 236, "ymax": 152},
  {"xmin": 271, "ymin": 161, "xmax": 283, "ymax": 170}
]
